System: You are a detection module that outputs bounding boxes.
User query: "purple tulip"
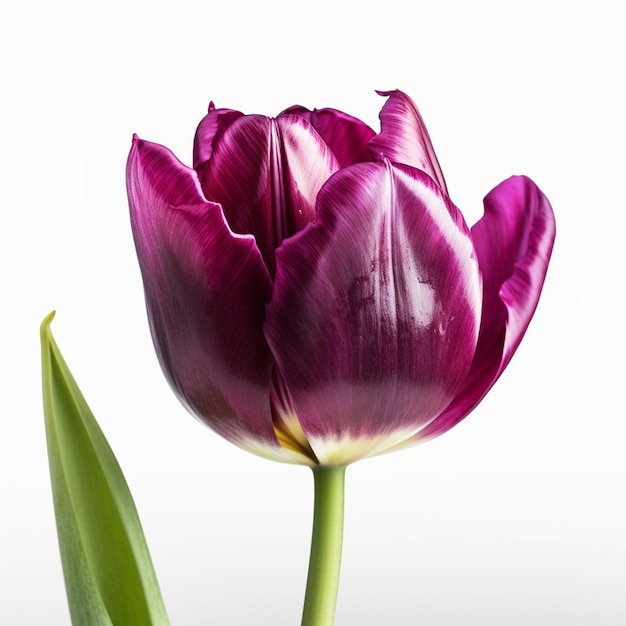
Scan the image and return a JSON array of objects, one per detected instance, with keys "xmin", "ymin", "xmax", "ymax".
[{"xmin": 127, "ymin": 90, "xmax": 555, "ymax": 466}]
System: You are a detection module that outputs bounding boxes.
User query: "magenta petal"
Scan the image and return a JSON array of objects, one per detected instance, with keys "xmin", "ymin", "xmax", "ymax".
[
  {"xmin": 265, "ymin": 161, "xmax": 482, "ymax": 455},
  {"xmin": 281, "ymin": 105, "xmax": 376, "ymax": 167},
  {"xmin": 197, "ymin": 114, "xmax": 339, "ymax": 275},
  {"xmin": 127, "ymin": 136, "xmax": 279, "ymax": 448},
  {"xmin": 193, "ymin": 102, "xmax": 244, "ymax": 172},
  {"xmin": 418, "ymin": 176, "xmax": 556, "ymax": 439},
  {"xmin": 369, "ymin": 90, "xmax": 448, "ymax": 194}
]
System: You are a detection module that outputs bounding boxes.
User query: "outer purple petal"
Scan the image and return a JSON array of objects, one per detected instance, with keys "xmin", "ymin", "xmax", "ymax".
[
  {"xmin": 197, "ymin": 114, "xmax": 339, "ymax": 275},
  {"xmin": 265, "ymin": 161, "xmax": 482, "ymax": 463},
  {"xmin": 281, "ymin": 105, "xmax": 376, "ymax": 167},
  {"xmin": 127, "ymin": 136, "xmax": 280, "ymax": 450},
  {"xmin": 192, "ymin": 102, "xmax": 244, "ymax": 171},
  {"xmin": 369, "ymin": 90, "xmax": 448, "ymax": 195},
  {"xmin": 418, "ymin": 175, "xmax": 556, "ymax": 439}
]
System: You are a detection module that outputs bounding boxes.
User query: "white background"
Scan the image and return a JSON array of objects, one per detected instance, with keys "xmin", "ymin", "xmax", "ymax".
[{"xmin": 1, "ymin": 1, "xmax": 624, "ymax": 624}]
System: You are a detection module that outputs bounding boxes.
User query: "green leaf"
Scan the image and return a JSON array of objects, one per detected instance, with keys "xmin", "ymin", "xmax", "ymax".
[{"xmin": 40, "ymin": 311, "xmax": 170, "ymax": 626}]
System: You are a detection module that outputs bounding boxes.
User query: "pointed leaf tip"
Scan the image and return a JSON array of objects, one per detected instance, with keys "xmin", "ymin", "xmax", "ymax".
[{"xmin": 40, "ymin": 310, "xmax": 56, "ymax": 337}]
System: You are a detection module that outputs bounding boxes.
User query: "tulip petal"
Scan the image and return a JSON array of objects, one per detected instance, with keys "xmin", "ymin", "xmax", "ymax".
[
  {"xmin": 197, "ymin": 114, "xmax": 339, "ymax": 275},
  {"xmin": 417, "ymin": 176, "xmax": 556, "ymax": 440},
  {"xmin": 127, "ymin": 137, "xmax": 288, "ymax": 455},
  {"xmin": 369, "ymin": 90, "xmax": 448, "ymax": 194},
  {"xmin": 266, "ymin": 161, "xmax": 482, "ymax": 464},
  {"xmin": 193, "ymin": 102, "xmax": 244, "ymax": 171},
  {"xmin": 280, "ymin": 105, "xmax": 376, "ymax": 167}
]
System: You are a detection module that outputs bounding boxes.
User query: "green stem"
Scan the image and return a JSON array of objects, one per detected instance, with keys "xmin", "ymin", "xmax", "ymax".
[{"xmin": 301, "ymin": 466, "xmax": 346, "ymax": 626}]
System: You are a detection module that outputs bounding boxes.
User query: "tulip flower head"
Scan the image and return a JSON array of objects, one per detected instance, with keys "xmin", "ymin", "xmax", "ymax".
[{"xmin": 127, "ymin": 90, "xmax": 555, "ymax": 468}]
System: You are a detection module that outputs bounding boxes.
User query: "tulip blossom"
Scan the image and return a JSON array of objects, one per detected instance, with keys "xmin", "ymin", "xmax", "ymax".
[
  {"xmin": 127, "ymin": 90, "xmax": 554, "ymax": 625},
  {"xmin": 127, "ymin": 90, "xmax": 555, "ymax": 467}
]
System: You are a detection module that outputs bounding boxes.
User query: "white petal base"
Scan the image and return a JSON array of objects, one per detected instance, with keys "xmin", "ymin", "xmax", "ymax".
[
  {"xmin": 238, "ymin": 437, "xmax": 318, "ymax": 466},
  {"xmin": 308, "ymin": 428, "xmax": 421, "ymax": 466}
]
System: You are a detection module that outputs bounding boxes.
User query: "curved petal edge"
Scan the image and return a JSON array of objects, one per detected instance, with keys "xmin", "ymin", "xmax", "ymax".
[
  {"xmin": 416, "ymin": 175, "xmax": 556, "ymax": 440},
  {"xmin": 369, "ymin": 90, "xmax": 448, "ymax": 194}
]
